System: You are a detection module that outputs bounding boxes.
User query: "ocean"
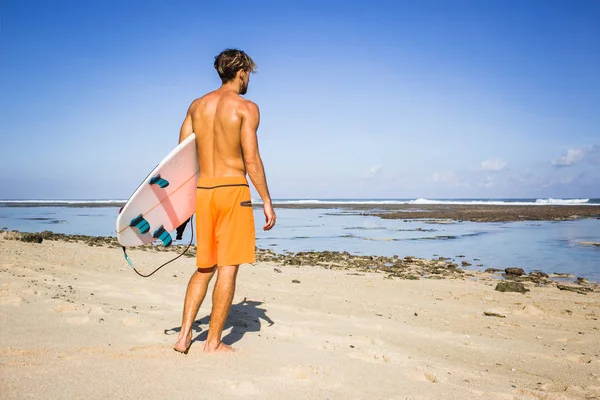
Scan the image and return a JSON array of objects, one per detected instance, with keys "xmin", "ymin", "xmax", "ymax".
[{"xmin": 1, "ymin": 198, "xmax": 599, "ymax": 281}]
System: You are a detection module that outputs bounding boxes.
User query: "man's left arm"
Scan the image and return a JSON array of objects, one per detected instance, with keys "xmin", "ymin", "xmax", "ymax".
[{"xmin": 178, "ymin": 110, "xmax": 193, "ymax": 144}]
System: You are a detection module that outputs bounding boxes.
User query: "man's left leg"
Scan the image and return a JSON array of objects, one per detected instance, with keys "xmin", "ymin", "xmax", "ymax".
[{"xmin": 204, "ymin": 264, "xmax": 239, "ymax": 353}]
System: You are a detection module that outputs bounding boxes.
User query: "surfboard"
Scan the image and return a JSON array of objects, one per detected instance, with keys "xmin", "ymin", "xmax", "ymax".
[{"xmin": 116, "ymin": 134, "xmax": 199, "ymax": 247}]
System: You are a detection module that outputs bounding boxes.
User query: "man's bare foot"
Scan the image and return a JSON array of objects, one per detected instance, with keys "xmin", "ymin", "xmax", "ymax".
[
  {"xmin": 203, "ymin": 341, "xmax": 235, "ymax": 353},
  {"xmin": 173, "ymin": 332, "xmax": 192, "ymax": 354}
]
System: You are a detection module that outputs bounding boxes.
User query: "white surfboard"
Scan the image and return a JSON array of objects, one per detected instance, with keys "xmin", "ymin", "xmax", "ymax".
[{"xmin": 116, "ymin": 134, "xmax": 199, "ymax": 247}]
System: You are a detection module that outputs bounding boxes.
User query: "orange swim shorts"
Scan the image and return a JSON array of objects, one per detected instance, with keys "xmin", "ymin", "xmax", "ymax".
[{"xmin": 195, "ymin": 176, "xmax": 256, "ymax": 268}]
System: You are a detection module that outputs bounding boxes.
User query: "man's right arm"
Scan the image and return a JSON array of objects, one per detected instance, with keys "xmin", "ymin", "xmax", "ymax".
[{"xmin": 240, "ymin": 101, "xmax": 276, "ymax": 231}]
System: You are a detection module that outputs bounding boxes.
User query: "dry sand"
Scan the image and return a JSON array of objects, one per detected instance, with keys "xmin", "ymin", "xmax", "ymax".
[{"xmin": 1, "ymin": 237, "xmax": 599, "ymax": 400}]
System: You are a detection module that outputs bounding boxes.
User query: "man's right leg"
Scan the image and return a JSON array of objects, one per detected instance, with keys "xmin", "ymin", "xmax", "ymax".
[
  {"xmin": 174, "ymin": 267, "xmax": 216, "ymax": 353},
  {"xmin": 204, "ymin": 264, "xmax": 239, "ymax": 353}
]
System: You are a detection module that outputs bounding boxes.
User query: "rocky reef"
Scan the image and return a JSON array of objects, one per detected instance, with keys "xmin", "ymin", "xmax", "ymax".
[{"xmin": 2, "ymin": 229, "xmax": 598, "ymax": 293}]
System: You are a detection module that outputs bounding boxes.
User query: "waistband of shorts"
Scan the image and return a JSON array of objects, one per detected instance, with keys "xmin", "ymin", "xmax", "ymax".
[{"xmin": 196, "ymin": 176, "xmax": 249, "ymax": 189}]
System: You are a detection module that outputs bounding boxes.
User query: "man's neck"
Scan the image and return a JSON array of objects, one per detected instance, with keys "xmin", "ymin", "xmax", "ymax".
[{"xmin": 220, "ymin": 81, "xmax": 241, "ymax": 95}]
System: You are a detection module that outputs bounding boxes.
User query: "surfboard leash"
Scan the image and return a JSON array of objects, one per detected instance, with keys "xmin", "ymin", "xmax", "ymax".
[{"xmin": 121, "ymin": 215, "xmax": 194, "ymax": 278}]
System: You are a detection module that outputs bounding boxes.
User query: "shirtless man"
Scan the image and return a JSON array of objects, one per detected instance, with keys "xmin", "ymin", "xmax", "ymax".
[{"xmin": 174, "ymin": 49, "xmax": 276, "ymax": 354}]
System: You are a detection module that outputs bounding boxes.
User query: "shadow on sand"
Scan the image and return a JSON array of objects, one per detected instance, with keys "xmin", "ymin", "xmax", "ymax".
[{"xmin": 164, "ymin": 298, "xmax": 274, "ymax": 346}]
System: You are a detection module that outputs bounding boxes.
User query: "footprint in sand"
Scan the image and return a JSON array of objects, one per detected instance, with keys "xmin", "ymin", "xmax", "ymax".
[
  {"xmin": 347, "ymin": 350, "xmax": 394, "ymax": 364},
  {"xmin": 224, "ymin": 380, "xmax": 259, "ymax": 395},
  {"xmin": 0, "ymin": 295, "xmax": 22, "ymax": 306},
  {"xmin": 121, "ymin": 316, "xmax": 144, "ymax": 326},
  {"xmin": 280, "ymin": 364, "xmax": 331, "ymax": 384},
  {"xmin": 129, "ymin": 344, "xmax": 170, "ymax": 353},
  {"xmin": 424, "ymin": 372, "xmax": 438, "ymax": 383},
  {"xmin": 515, "ymin": 304, "xmax": 547, "ymax": 317},
  {"xmin": 405, "ymin": 368, "xmax": 445, "ymax": 384},
  {"xmin": 317, "ymin": 334, "xmax": 381, "ymax": 353},
  {"xmin": 555, "ymin": 337, "xmax": 585, "ymax": 344},
  {"xmin": 53, "ymin": 304, "xmax": 78, "ymax": 313},
  {"xmin": 66, "ymin": 316, "xmax": 91, "ymax": 325},
  {"xmin": 519, "ymin": 384, "xmax": 599, "ymax": 399},
  {"xmin": 79, "ymin": 346, "xmax": 109, "ymax": 355},
  {"xmin": 348, "ymin": 335, "xmax": 378, "ymax": 346}
]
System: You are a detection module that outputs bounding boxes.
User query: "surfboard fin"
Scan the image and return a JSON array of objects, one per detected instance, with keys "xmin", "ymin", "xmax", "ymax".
[
  {"xmin": 153, "ymin": 226, "xmax": 172, "ymax": 247},
  {"xmin": 130, "ymin": 214, "xmax": 150, "ymax": 234},
  {"xmin": 149, "ymin": 174, "xmax": 169, "ymax": 188}
]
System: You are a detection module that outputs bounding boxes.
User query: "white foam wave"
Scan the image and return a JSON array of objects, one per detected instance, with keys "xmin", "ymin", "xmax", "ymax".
[
  {"xmin": 272, "ymin": 199, "xmax": 412, "ymax": 205},
  {"xmin": 269, "ymin": 198, "xmax": 595, "ymax": 206},
  {"xmin": 412, "ymin": 198, "xmax": 592, "ymax": 206},
  {"xmin": 533, "ymin": 198, "xmax": 590, "ymax": 205},
  {"xmin": 0, "ymin": 200, "xmax": 126, "ymax": 205}
]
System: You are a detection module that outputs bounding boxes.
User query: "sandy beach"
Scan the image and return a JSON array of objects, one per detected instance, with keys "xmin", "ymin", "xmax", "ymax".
[{"xmin": 1, "ymin": 234, "xmax": 599, "ymax": 400}]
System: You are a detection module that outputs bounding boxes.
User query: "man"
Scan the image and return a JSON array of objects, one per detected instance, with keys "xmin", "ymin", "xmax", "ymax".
[{"xmin": 174, "ymin": 49, "xmax": 276, "ymax": 354}]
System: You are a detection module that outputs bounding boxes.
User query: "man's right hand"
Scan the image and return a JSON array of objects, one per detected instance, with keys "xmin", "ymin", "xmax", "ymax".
[{"xmin": 263, "ymin": 203, "xmax": 276, "ymax": 231}]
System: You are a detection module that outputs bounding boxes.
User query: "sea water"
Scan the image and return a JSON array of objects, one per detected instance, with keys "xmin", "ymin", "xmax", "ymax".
[{"xmin": 1, "ymin": 198, "xmax": 599, "ymax": 281}]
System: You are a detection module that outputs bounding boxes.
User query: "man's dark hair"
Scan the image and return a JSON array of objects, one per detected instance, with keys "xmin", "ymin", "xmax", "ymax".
[{"xmin": 214, "ymin": 49, "xmax": 257, "ymax": 83}]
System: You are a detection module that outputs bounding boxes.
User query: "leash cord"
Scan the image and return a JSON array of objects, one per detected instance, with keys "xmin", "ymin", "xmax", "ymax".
[{"xmin": 121, "ymin": 215, "xmax": 194, "ymax": 278}]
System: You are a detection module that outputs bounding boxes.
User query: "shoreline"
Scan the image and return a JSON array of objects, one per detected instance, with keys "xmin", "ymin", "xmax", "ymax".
[{"xmin": 3, "ymin": 229, "xmax": 599, "ymax": 287}]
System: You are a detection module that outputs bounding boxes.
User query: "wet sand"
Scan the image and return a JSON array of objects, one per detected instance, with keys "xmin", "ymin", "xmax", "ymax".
[
  {"xmin": 1, "ymin": 233, "xmax": 599, "ymax": 399},
  {"xmin": 274, "ymin": 203, "xmax": 600, "ymax": 223}
]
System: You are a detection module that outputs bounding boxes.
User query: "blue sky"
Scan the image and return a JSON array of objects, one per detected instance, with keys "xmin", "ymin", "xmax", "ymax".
[{"xmin": 1, "ymin": 0, "xmax": 599, "ymax": 200}]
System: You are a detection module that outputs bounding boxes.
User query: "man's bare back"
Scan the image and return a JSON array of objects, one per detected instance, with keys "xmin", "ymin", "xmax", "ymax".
[
  {"xmin": 179, "ymin": 87, "xmax": 273, "ymax": 226},
  {"xmin": 181, "ymin": 89, "xmax": 251, "ymax": 179}
]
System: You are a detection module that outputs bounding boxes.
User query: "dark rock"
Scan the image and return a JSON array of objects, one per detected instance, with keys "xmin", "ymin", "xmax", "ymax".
[
  {"xmin": 495, "ymin": 281, "xmax": 529, "ymax": 294},
  {"xmin": 506, "ymin": 275, "xmax": 532, "ymax": 282},
  {"xmin": 505, "ymin": 268, "xmax": 525, "ymax": 276},
  {"xmin": 21, "ymin": 233, "xmax": 43, "ymax": 243},
  {"xmin": 292, "ymin": 279, "xmax": 301, "ymax": 284},
  {"xmin": 575, "ymin": 277, "xmax": 588, "ymax": 285},
  {"xmin": 485, "ymin": 268, "xmax": 503, "ymax": 273},
  {"xmin": 529, "ymin": 271, "xmax": 549, "ymax": 278},
  {"xmin": 461, "ymin": 261, "xmax": 472, "ymax": 267},
  {"xmin": 557, "ymin": 284, "xmax": 591, "ymax": 295},
  {"xmin": 483, "ymin": 311, "xmax": 506, "ymax": 318},
  {"xmin": 529, "ymin": 271, "xmax": 550, "ymax": 283}
]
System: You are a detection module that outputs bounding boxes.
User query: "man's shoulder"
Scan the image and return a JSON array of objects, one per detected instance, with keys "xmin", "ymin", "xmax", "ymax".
[
  {"xmin": 191, "ymin": 89, "xmax": 221, "ymax": 105},
  {"xmin": 237, "ymin": 98, "xmax": 259, "ymax": 114},
  {"xmin": 188, "ymin": 95, "xmax": 207, "ymax": 111},
  {"xmin": 186, "ymin": 92, "xmax": 217, "ymax": 114}
]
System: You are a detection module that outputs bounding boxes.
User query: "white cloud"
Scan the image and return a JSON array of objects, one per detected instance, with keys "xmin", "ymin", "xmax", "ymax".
[
  {"xmin": 432, "ymin": 171, "xmax": 460, "ymax": 186},
  {"xmin": 481, "ymin": 158, "xmax": 506, "ymax": 172},
  {"xmin": 363, "ymin": 164, "xmax": 382, "ymax": 179},
  {"xmin": 552, "ymin": 148, "xmax": 586, "ymax": 167}
]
